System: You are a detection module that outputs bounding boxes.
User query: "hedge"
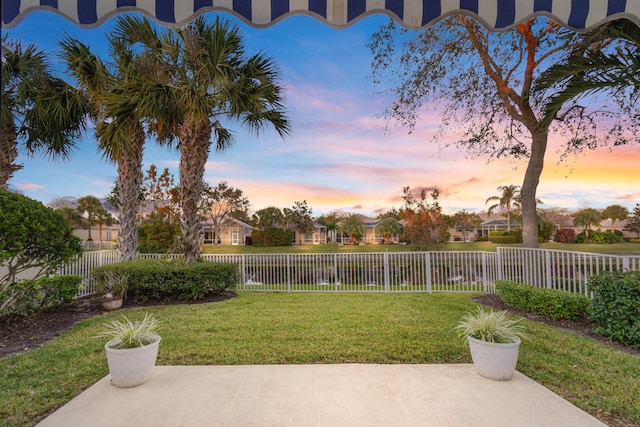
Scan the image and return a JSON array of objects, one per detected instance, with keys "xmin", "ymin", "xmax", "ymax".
[
  {"xmin": 251, "ymin": 228, "xmax": 294, "ymax": 247},
  {"xmin": 92, "ymin": 259, "xmax": 238, "ymax": 303},
  {"xmin": 1, "ymin": 275, "xmax": 82, "ymax": 318},
  {"xmin": 588, "ymin": 271, "xmax": 640, "ymax": 349},
  {"xmin": 495, "ymin": 280, "xmax": 591, "ymax": 320}
]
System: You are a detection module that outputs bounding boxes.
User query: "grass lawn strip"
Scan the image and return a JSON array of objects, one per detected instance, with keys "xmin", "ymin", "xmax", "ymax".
[{"xmin": 0, "ymin": 292, "xmax": 638, "ymax": 427}]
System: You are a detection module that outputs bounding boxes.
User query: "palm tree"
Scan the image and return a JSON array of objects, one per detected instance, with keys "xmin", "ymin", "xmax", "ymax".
[
  {"xmin": 601, "ymin": 204, "xmax": 629, "ymax": 233},
  {"xmin": 76, "ymin": 195, "xmax": 104, "ymax": 242},
  {"xmin": 486, "ymin": 185, "xmax": 522, "ymax": 232},
  {"xmin": 376, "ymin": 218, "xmax": 402, "ymax": 244},
  {"xmin": 113, "ymin": 16, "xmax": 290, "ymax": 263},
  {"xmin": 537, "ymin": 19, "xmax": 640, "ymax": 128},
  {"xmin": 59, "ymin": 30, "xmax": 150, "ymax": 261},
  {"xmin": 1, "ymin": 39, "xmax": 87, "ymax": 188},
  {"xmin": 573, "ymin": 208, "xmax": 601, "ymax": 239},
  {"xmin": 339, "ymin": 213, "xmax": 365, "ymax": 245}
]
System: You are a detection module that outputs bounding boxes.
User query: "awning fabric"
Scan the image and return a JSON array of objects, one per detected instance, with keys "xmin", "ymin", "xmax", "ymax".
[{"xmin": 2, "ymin": 0, "xmax": 640, "ymax": 31}]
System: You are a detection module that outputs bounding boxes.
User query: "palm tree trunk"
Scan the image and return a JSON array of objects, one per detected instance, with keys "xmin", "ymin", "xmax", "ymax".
[
  {"xmin": 179, "ymin": 119, "xmax": 211, "ymax": 263},
  {"xmin": 117, "ymin": 125, "xmax": 145, "ymax": 261},
  {"xmin": 521, "ymin": 129, "xmax": 548, "ymax": 248},
  {"xmin": 0, "ymin": 122, "xmax": 21, "ymax": 188}
]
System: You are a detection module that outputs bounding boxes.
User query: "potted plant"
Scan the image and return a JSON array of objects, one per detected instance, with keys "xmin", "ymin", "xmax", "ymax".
[
  {"xmin": 97, "ymin": 313, "xmax": 161, "ymax": 388},
  {"xmin": 94, "ymin": 270, "xmax": 129, "ymax": 310},
  {"xmin": 455, "ymin": 306, "xmax": 527, "ymax": 381}
]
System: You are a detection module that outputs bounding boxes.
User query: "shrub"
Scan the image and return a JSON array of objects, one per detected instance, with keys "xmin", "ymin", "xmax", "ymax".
[
  {"xmin": 1, "ymin": 275, "xmax": 82, "ymax": 318},
  {"xmin": 588, "ymin": 271, "xmax": 640, "ymax": 349},
  {"xmin": 137, "ymin": 212, "xmax": 181, "ymax": 253},
  {"xmin": 251, "ymin": 228, "xmax": 294, "ymax": 247},
  {"xmin": 489, "ymin": 230, "xmax": 522, "ymax": 243},
  {"xmin": 555, "ymin": 228, "xmax": 576, "ymax": 243},
  {"xmin": 576, "ymin": 230, "xmax": 624, "ymax": 244},
  {"xmin": 495, "ymin": 280, "xmax": 591, "ymax": 320},
  {"xmin": 92, "ymin": 259, "xmax": 238, "ymax": 302}
]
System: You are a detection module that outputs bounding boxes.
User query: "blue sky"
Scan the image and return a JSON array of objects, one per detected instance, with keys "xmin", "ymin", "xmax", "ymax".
[{"xmin": 3, "ymin": 11, "xmax": 639, "ymax": 217}]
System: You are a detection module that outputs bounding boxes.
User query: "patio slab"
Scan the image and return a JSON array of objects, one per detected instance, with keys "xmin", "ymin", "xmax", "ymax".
[{"xmin": 37, "ymin": 364, "xmax": 606, "ymax": 427}]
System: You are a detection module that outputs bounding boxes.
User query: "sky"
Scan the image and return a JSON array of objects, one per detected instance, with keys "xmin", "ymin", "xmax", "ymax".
[{"xmin": 3, "ymin": 11, "xmax": 639, "ymax": 218}]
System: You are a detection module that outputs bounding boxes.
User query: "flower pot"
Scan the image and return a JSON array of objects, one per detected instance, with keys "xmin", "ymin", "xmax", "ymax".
[
  {"xmin": 102, "ymin": 296, "xmax": 123, "ymax": 311},
  {"xmin": 105, "ymin": 334, "xmax": 161, "ymax": 388},
  {"xmin": 468, "ymin": 336, "xmax": 521, "ymax": 381}
]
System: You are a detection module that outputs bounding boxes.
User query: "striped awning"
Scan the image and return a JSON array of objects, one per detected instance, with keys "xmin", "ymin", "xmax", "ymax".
[{"xmin": 2, "ymin": 0, "xmax": 639, "ymax": 31}]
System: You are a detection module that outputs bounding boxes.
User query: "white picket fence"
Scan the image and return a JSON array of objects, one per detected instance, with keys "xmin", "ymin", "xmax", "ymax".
[{"xmin": 59, "ymin": 248, "xmax": 640, "ymax": 297}]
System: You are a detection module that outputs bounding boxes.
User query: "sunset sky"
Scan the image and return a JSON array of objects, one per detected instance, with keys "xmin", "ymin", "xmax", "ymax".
[{"xmin": 4, "ymin": 11, "xmax": 639, "ymax": 217}]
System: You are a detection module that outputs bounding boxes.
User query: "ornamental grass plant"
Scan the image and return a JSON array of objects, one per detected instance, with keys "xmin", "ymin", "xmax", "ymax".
[
  {"xmin": 455, "ymin": 306, "xmax": 527, "ymax": 343},
  {"xmin": 96, "ymin": 313, "xmax": 160, "ymax": 349}
]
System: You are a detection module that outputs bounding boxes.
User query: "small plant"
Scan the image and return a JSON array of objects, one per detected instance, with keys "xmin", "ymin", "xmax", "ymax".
[
  {"xmin": 97, "ymin": 313, "xmax": 160, "ymax": 349},
  {"xmin": 455, "ymin": 307, "xmax": 527, "ymax": 344},
  {"xmin": 94, "ymin": 270, "xmax": 129, "ymax": 298}
]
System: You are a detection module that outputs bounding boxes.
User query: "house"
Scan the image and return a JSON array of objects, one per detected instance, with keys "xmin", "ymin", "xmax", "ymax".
[
  {"xmin": 73, "ymin": 218, "xmax": 120, "ymax": 249},
  {"xmin": 291, "ymin": 222, "xmax": 327, "ymax": 245},
  {"xmin": 202, "ymin": 217, "xmax": 255, "ymax": 245},
  {"xmin": 336, "ymin": 215, "xmax": 403, "ymax": 244}
]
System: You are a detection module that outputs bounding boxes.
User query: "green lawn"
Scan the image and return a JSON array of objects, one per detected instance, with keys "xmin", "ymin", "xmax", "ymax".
[
  {"xmin": 1, "ymin": 292, "xmax": 638, "ymax": 427},
  {"xmin": 201, "ymin": 241, "xmax": 640, "ymax": 255}
]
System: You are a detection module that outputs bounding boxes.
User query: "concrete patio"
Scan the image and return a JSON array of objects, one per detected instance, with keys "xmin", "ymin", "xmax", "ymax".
[{"xmin": 37, "ymin": 364, "xmax": 606, "ymax": 427}]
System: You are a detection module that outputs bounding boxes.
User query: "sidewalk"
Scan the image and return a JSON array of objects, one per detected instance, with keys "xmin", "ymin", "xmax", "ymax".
[{"xmin": 38, "ymin": 364, "xmax": 606, "ymax": 427}]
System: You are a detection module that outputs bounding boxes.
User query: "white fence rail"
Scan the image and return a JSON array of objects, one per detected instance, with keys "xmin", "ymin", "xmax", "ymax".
[{"xmin": 58, "ymin": 248, "xmax": 640, "ymax": 297}]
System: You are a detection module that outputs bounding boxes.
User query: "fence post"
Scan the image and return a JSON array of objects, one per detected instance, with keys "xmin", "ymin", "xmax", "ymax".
[
  {"xmin": 623, "ymin": 256, "xmax": 630, "ymax": 272},
  {"xmin": 481, "ymin": 252, "xmax": 487, "ymax": 293},
  {"xmin": 425, "ymin": 252, "xmax": 432, "ymax": 293},
  {"xmin": 496, "ymin": 248, "xmax": 504, "ymax": 282},
  {"xmin": 240, "ymin": 254, "xmax": 246, "ymax": 290},
  {"xmin": 545, "ymin": 250, "xmax": 553, "ymax": 289},
  {"xmin": 287, "ymin": 254, "xmax": 291, "ymax": 292},
  {"xmin": 384, "ymin": 251, "xmax": 390, "ymax": 292}
]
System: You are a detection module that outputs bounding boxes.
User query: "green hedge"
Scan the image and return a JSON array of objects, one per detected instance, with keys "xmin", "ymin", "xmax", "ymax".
[
  {"xmin": 489, "ymin": 230, "xmax": 522, "ymax": 243},
  {"xmin": 251, "ymin": 228, "xmax": 294, "ymax": 247},
  {"xmin": 490, "ymin": 235, "xmax": 518, "ymax": 244},
  {"xmin": 92, "ymin": 259, "xmax": 238, "ymax": 303},
  {"xmin": 588, "ymin": 271, "xmax": 640, "ymax": 349},
  {"xmin": 1, "ymin": 275, "xmax": 82, "ymax": 318},
  {"xmin": 495, "ymin": 280, "xmax": 591, "ymax": 320}
]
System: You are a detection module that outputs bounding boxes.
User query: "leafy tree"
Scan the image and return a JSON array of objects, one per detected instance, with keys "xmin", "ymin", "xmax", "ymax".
[
  {"xmin": 454, "ymin": 210, "xmax": 483, "ymax": 242},
  {"xmin": 485, "ymin": 185, "xmax": 521, "ymax": 232},
  {"xmin": 627, "ymin": 204, "xmax": 640, "ymax": 237},
  {"xmin": 0, "ymin": 189, "xmax": 82, "ymax": 312},
  {"xmin": 339, "ymin": 213, "xmax": 366, "ymax": 245},
  {"xmin": 60, "ymin": 24, "xmax": 152, "ymax": 261},
  {"xmin": 137, "ymin": 211, "xmax": 181, "ymax": 254},
  {"xmin": 76, "ymin": 195, "xmax": 106, "ymax": 241},
  {"xmin": 252, "ymin": 207, "xmax": 283, "ymax": 230},
  {"xmin": 369, "ymin": 17, "xmax": 639, "ymax": 248},
  {"xmin": 376, "ymin": 217, "xmax": 402, "ymax": 244},
  {"xmin": 400, "ymin": 187, "xmax": 448, "ymax": 247},
  {"xmin": 49, "ymin": 198, "xmax": 83, "ymax": 227},
  {"xmin": 281, "ymin": 207, "xmax": 296, "ymax": 232},
  {"xmin": 111, "ymin": 16, "xmax": 290, "ymax": 262},
  {"xmin": 536, "ymin": 19, "xmax": 640, "ymax": 127},
  {"xmin": 1, "ymin": 38, "xmax": 87, "ymax": 188},
  {"xmin": 601, "ymin": 204, "xmax": 629, "ymax": 233},
  {"xmin": 290, "ymin": 201, "xmax": 314, "ymax": 244},
  {"xmin": 377, "ymin": 208, "xmax": 402, "ymax": 221},
  {"xmin": 573, "ymin": 208, "xmax": 601, "ymax": 239},
  {"xmin": 199, "ymin": 181, "xmax": 250, "ymax": 245},
  {"xmin": 141, "ymin": 165, "xmax": 180, "ymax": 222}
]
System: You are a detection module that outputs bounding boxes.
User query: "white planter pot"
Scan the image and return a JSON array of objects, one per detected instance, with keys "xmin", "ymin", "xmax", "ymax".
[
  {"xmin": 105, "ymin": 334, "xmax": 161, "ymax": 388},
  {"xmin": 468, "ymin": 336, "xmax": 521, "ymax": 381}
]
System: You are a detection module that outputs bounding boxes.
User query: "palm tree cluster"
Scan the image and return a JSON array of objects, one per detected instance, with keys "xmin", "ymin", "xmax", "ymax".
[{"xmin": 14, "ymin": 15, "xmax": 290, "ymax": 263}]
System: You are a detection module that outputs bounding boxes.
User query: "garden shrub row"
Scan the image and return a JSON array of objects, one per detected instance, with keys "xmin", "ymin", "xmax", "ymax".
[
  {"xmin": 1, "ymin": 275, "xmax": 82, "ymax": 318},
  {"xmin": 92, "ymin": 259, "xmax": 238, "ymax": 302},
  {"xmin": 588, "ymin": 271, "xmax": 640, "ymax": 349},
  {"xmin": 251, "ymin": 228, "xmax": 294, "ymax": 247},
  {"xmin": 495, "ymin": 280, "xmax": 591, "ymax": 320},
  {"xmin": 489, "ymin": 230, "xmax": 522, "ymax": 244},
  {"xmin": 576, "ymin": 230, "xmax": 625, "ymax": 244}
]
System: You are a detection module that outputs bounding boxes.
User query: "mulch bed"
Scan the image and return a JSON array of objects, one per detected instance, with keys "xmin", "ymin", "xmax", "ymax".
[
  {"xmin": 1, "ymin": 291, "xmax": 637, "ymax": 358},
  {"xmin": 0, "ymin": 291, "xmax": 237, "ymax": 358}
]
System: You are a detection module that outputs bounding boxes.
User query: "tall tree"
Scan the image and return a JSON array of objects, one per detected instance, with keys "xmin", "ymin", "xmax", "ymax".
[
  {"xmin": 1, "ymin": 38, "xmax": 86, "ymax": 187},
  {"xmin": 290, "ymin": 201, "xmax": 314, "ymax": 244},
  {"xmin": 112, "ymin": 16, "xmax": 290, "ymax": 263},
  {"xmin": 601, "ymin": 204, "xmax": 629, "ymax": 233},
  {"xmin": 627, "ymin": 204, "xmax": 640, "ymax": 238},
  {"xmin": 252, "ymin": 207, "xmax": 283, "ymax": 230},
  {"xmin": 59, "ymin": 26, "xmax": 152, "ymax": 261},
  {"xmin": 573, "ymin": 208, "xmax": 601, "ymax": 239},
  {"xmin": 76, "ymin": 195, "xmax": 105, "ymax": 241},
  {"xmin": 339, "ymin": 213, "xmax": 365, "ymax": 245},
  {"xmin": 454, "ymin": 210, "xmax": 483, "ymax": 242},
  {"xmin": 369, "ymin": 17, "xmax": 639, "ymax": 248},
  {"xmin": 199, "ymin": 181, "xmax": 250, "ymax": 245},
  {"xmin": 485, "ymin": 185, "xmax": 522, "ymax": 232},
  {"xmin": 400, "ymin": 187, "xmax": 448, "ymax": 247}
]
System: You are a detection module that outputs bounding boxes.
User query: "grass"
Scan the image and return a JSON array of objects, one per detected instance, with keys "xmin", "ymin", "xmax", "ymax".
[
  {"xmin": 1, "ymin": 292, "xmax": 639, "ymax": 426},
  {"xmin": 201, "ymin": 241, "xmax": 640, "ymax": 255}
]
